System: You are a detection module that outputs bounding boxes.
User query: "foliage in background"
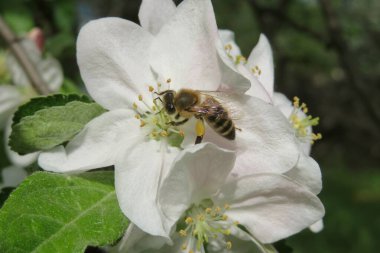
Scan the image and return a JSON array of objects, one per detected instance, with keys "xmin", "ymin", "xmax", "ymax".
[{"xmin": 0, "ymin": 0, "xmax": 379, "ymax": 252}]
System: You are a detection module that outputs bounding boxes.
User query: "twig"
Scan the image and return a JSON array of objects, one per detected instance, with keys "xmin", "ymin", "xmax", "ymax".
[
  {"xmin": 0, "ymin": 16, "xmax": 49, "ymax": 95},
  {"xmin": 318, "ymin": 0, "xmax": 380, "ymax": 127}
]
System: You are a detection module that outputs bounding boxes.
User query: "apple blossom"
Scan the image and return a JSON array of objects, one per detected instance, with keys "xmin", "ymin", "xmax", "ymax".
[
  {"xmin": 219, "ymin": 31, "xmax": 324, "ymax": 232},
  {"xmin": 117, "ymin": 143, "xmax": 325, "ymax": 253},
  {"xmin": 38, "ymin": 0, "xmax": 302, "ymax": 238}
]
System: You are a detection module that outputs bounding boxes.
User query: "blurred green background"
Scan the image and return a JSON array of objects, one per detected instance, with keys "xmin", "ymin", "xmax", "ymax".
[{"xmin": 0, "ymin": 0, "xmax": 379, "ymax": 252}]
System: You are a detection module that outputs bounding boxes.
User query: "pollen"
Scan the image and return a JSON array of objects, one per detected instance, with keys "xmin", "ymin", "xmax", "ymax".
[
  {"xmin": 251, "ymin": 65, "xmax": 262, "ymax": 76},
  {"xmin": 290, "ymin": 96, "xmax": 322, "ymax": 144},
  {"xmin": 132, "ymin": 82, "xmax": 186, "ymax": 146},
  {"xmin": 178, "ymin": 201, "xmax": 237, "ymax": 252},
  {"xmin": 179, "ymin": 229, "xmax": 187, "ymax": 237}
]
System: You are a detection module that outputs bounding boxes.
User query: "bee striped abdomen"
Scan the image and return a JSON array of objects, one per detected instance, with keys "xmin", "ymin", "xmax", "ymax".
[{"xmin": 205, "ymin": 103, "xmax": 236, "ymax": 140}]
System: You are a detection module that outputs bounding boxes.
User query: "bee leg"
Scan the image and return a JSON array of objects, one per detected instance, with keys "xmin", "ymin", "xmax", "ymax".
[
  {"xmin": 169, "ymin": 118, "xmax": 189, "ymax": 126},
  {"xmin": 235, "ymin": 126, "xmax": 242, "ymax": 131},
  {"xmin": 195, "ymin": 118, "xmax": 205, "ymax": 144}
]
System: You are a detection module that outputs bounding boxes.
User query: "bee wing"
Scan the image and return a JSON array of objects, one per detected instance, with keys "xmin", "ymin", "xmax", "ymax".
[{"xmin": 198, "ymin": 90, "xmax": 244, "ymax": 120}]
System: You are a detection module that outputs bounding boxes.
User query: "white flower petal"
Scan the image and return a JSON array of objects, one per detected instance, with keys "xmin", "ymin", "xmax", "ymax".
[
  {"xmin": 247, "ymin": 34, "xmax": 274, "ymax": 96},
  {"xmin": 38, "ymin": 109, "xmax": 137, "ymax": 172},
  {"xmin": 216, "ymin": 40, "xmax": 252, "ymax": 95},
  {"xmin": 77, "ymin": 17, "xmax": 155, "ymax": 110},
  {"xmin": 285, "ymin": 153, "xmax": 322, "ymax": 194},
  {"xmin": 0, "ymin": 165, "xmax": 27, "ymax": 188},
  {"xmin": 200, "ymin": 95, "xmax": 299, "ymax": 176},
  {"xmin": 150, "ymin": 0, "xmax": 221, "ymax": 91},
  {"xmin": 216, "ymin": 173, "xmax": 325, "ymax": 243},
  {"xmin": 0, "ymin": 86, "xmax": 21, "ymax": 129},
  {"xmin": 309, "ymin": 219, "xmax": 324, "ymax": 233},
  {"xmin": 115, "ymin": 140, "xmax": 180, "ymax": 237},
  {"xmin": 159, "ymin": 143, "xmax": 235, "ymax": 233},
  {"xmin": 117, "ymin": 223, "xmax": 169, "ymax": 253},
  {"xmin": 6, "ymin": 40, "xmax": 63, "ymax": 91},
  {"xmin": 139, "ymin": 0, "xmax": 176, "ymax": 35}
]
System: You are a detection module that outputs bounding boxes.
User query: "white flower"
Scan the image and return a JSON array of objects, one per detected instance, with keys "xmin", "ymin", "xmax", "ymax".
[
  {"xmin": 219, "ymin": 31, "xmax": 324, "ymax": 232},
  {"xmin": 117, "ymin": 143, "xmax": 324, "ymax": 253},
  {"xmin": 0, "ymin": 37, "xmax": 63, "ymax": 171},
  {"xmin": 38, "ymin": 0, "xmax": 301, "ymax": 238}
]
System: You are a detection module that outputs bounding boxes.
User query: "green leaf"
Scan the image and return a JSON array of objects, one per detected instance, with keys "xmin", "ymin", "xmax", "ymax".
[
  {"xmin": 0, "ymin": 171, "xmax": 129, "ymax": 253},
  {"xmin": 12, "ymin": 94, "xmax": 92, "ymax": 126},
  {"xmin": 9, "ymin": 100, "xmax": 106, "ymax": 155}
]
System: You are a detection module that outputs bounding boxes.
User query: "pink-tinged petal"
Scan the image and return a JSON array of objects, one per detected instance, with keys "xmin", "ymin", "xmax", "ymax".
[
  {"xmin": 139, "ymin": 0, "xmax": 176, "ymax": 35},
  {"xmin": 247, "ymin": 34, "xmax": 274, "ymax": 96},
  {"xmin": 159, "ymin": 143, "xmax": 235, "ymax": 233},
  {"xmin": 38, "ymin": 109, "xmax": 137, "ymax": 172},
  {"xmin": 309, "ymin": 219, "xmax": 324, "ymax": 233},
  {"xmin": 115, "ymin": 140, "xmax": 180, "ymax": 237},
  {"xmin": 215, "ymin": 174, "xmax": 325, "ymax": 243},
  {"xmin": 77, "ymin": 18, "xmax": 155, "ymax": 110},
  {"xmin": 285, "ymin": 153, "xmax": 322, "ymax": 194},
  {"xmin": 150, "ymin": 0, "xmax": 221, "ymax": 91},
  {"xmin": 201, "ymin": 95, "xmax": 299, "ymax": 176}
]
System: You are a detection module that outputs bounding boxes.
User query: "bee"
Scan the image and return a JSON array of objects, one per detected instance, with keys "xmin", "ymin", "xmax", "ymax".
[{"xmin": 157, "ymin": 89, "xmax": 236, "ymax": 144}]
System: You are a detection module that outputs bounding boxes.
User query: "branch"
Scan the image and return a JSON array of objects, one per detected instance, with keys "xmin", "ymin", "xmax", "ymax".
[
  {"xmin": 0, "ymin": 16, "xmax": 49, "ymax": 95},
  {"xmin": 318, "ymin": 0, "xmax": 380, "ymax": 127}
]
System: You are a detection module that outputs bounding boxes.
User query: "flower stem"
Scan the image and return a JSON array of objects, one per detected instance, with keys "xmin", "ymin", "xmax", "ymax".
[{"xmin": 0, "ymin": 16, "xmax": 49, "ymax": 95}]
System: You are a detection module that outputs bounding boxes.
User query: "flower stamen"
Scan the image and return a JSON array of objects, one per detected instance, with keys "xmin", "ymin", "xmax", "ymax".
[{"xmin": 290, "ymin": 96, "xmax": 322, "ymax": 144}]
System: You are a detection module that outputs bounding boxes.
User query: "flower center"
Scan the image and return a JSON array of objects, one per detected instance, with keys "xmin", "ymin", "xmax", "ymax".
[
  {"xmin": 177, "ymin": 200, "xmax": 238, "ymax": 252},
  {"xmin": 132, "ymin": 80, "xmax": 184, "ymax": 147},
  {"xmin": 290, "ymin": 96, "xmax": 322, "ymax": 144}
]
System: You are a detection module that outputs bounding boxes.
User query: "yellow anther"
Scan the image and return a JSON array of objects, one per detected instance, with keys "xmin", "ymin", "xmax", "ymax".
[
  {"xmin": 181, "ymin": 244, "xmax": 187, "ymax": 250},
  {"xmin": 222, "ymin": 214, "xmax": 228, "ymax": 221},
  {"xmin": 197, "ymin": 214, "xmax": 205, "ymax": 221},
  {"xmin": 149, "ymin": 86, "xmax": 154, "ymax": 92},
  {"xmin": 133, "ymin": 102, "xmax": 138, "ymax": 109},
  {"xmin": 166, "ymin": 78, "xmax": 171, "ymax": 83},
  {"xmin": 214, "ymin": 206, "xmax": 221, "ymax": 213},
  {"xmin": 233, "ymin": 221, "xmax": 240, "ymax": 226},
  {"xmin": 189, "ymin": 250, "xmax": 194, "ymax": 253},
  {"xmin": 157, "ymin": 82, "xmax": 162, "ymax": 87},
  {"xmin": 226, "ymin": 241, "xmax": 232, "ymax": 249},
  {"xmin": 179, "ymin": 130, "xmax": 185, "ymax": 137},
  {"xmin": 224, "ymin": 229, "xmax": 231, "ymax": 235},
  {"xmin": 224, "ymin": 204, "xmax": 230, "ymax": 210},
  {"xmin": 140, "ymin": 120, "xmax": 146, "ymax": 127},
  {"xmin": 293, "ymin": 96, "xmax": 300, "ymax": 108},
  {"xmin": 205, "ymin": 208, "xmax": 212, "ymax": 214},
  {"xmin": 224, "ymin": 44, "xmax": 232, "ymax": 51},
  {"xmin": 179, "ymin": 229, "xmax": 187, "ymax": 237},
  {"xmin": 185, "ymin": 217, "xmax": 193, "ymax": 224},
  {"xmin": 138, "ymin": 95, "xmax": 143, "ymax": 101},
  {"xmin": 195, "ymin": 120, "xmax": 205, "ymax": 137},
  {"xmin": 160, "ymin": 131, "xmax": 168, "ymax": 137},
  {"xmin": 303, "ymin": 107, "xmax": 309, "ymax": 113},
  {"xmin": 134, "ymin": 114, "xmax": 140, "ymax": 119}
]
